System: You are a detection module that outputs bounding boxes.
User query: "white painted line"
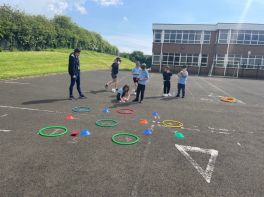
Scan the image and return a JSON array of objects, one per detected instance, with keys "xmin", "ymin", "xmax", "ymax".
[
  {"xmin": 68, "ymin": 137, "xmax": 79, "ymax": 144},
  {"xmin": 201, "ymin": 78, "xmax": 246, "ymax": 104},
  {"xmin": 0, "ymin": 114, "xmax": 8, "ymax": 118},
  {"xmin": 200, "ymin": 98, "xmax": 214, "ymax": 102},
  {"xmin": 4, "ymin": 81, "xmax": 30, "ymax": 85},
  {"xmin": 50, "ymin": 129, "xmax": 60, "ymax": 135},
  {"xmin": 175, "ymin": 144, "xmax": 219, "ymax": 183},
  {"xmin": 0, "ymin": 105, "xmax": 65, "ymax": 114},
  {"xmin": 0, "ymin": 129, "xmax": 12, "ymax": 132}
]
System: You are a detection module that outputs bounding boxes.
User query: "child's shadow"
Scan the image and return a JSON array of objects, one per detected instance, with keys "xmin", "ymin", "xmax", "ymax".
[
  {"xmin": 89, "ymin": 90, "xmax": 108, "ymax": 94},
  {"xmin": 110, "ymin": 99, "xmax": 138, "ymax": 108}
]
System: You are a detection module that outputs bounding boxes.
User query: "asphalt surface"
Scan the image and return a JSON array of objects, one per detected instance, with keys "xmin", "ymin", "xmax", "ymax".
[{"xmin": 0, "ymin": 70, "xmax": 264, "ymax": 197}]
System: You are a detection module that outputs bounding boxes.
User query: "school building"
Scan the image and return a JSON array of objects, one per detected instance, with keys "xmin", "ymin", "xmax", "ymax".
[{"xmin": 152, "ymin": 23, "xmax": 264, "ymax": 79}]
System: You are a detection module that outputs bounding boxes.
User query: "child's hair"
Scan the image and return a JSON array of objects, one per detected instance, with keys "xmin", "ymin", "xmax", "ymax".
[
  {"xmin": 141, "ymin": 63, "xmax": 146, "ymax": 70},
  {"xmin": 123, "ymin": 85, "xmax": 130, "ymax": 92},
  {"xmin": 115, "ymin": 57, "xmax": 122, "ymax": 62},
  {"xmin": 182, "ymin": 65, "xmax": 187, "ymax": 69},
  {"xmin": 164, "ymin": 66, "xmax": 170, "ymax": 71}
]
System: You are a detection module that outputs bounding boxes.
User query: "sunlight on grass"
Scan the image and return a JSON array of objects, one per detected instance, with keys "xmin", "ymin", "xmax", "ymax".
[{"xmin": 0, "ymin": 49, "xmax": 134, "ymax": 79}]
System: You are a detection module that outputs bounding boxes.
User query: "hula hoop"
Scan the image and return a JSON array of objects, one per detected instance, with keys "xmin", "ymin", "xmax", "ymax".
[
  {"xmin": 72, "ymin": 106, "xmax": 91, "ymax": 113},
  {"xmin": 220, "ymin": 97, "xmax": 237, "ymax": 103},
  {"xmin": 96, "ymin": 119, "xmax": 119, "ymax": 127},
  {"xmin": 116, "ymin": 108, "xmax": 135, "ymax": 114},
  {"xmin": 38, "ymin": 126, "xmax": 68, "ymax": 137},
  {"xmin": 162, "ymin": 120, "xmax": 183, "ymax": 128},
  {"xmin": 112, "ymin": 133, "xmax": 140, "ymax": 145}
]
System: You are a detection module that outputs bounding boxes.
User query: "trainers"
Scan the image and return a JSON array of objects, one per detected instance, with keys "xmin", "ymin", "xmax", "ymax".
[
  {"xmin": 112, "ymin": 88, "xmax": 116, "ymax": 93},
  {"xmin": 69, "ymin": 95, "xmax": 75, "ymax": 100},
  {"xmin": 105, "ymin": 84, "xmax": 108, "ymax": 89},
  {"xmin": 79, "ymin": 94, "xmax": 87, "ymax": 99},
  {"xmin": 176, "ymin": 95, "xmax": 180, "ymax": 98},
  {"xmin": 133, "ymin": 92, "xmax": 137, "ymax": 95},
  {"xmin": 182, "ymin": 96, "xmax": 185, "ymax": 98},
  {"xmin": 168, "ymin": 93, "xmax": 172, "ymax": 97},
  {"xmin": 163, "ymin": 94, "xmax": 168, "ymax": 97},
  {"xmin": 132, "ymin": 99, "xmax": 139, "ymax": 102}
]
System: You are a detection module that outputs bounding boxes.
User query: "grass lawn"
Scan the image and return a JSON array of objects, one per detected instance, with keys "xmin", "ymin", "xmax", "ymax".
[{"xmin": 0, "ymin": 49, "xmax": 135, "ymax": 80}]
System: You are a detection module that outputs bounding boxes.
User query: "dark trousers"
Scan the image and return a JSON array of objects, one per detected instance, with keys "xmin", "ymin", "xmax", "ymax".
[
  {"xmin": 69, "ymin": 72, "xmax": 82, "ymax": 96},
  {"xmin": 135, "ymin": 84, "xmax": 146, "ymax": 101},
  {"xmin": 163, "ymin": 81, "xmax": 171, "ymax": 94},
  {"xmin": 177, "ymin": 83, "xmax": 185, "ymax": 97}
]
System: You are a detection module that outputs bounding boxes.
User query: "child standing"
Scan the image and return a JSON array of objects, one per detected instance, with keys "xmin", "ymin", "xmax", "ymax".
[
  {"xmin": 117, "ymin": 85, "xmax": 130, "ymax": 103},
  {"xmin": 131, "ymin": 61, "xmax": 141, "ymax": 95},
  {"xmin": 162, "ymin": 66, "xmax": 172, "ymax": 97},
  {"xmin": 132, "ymin": 63, "xmax": 149, "ymax": 103},
  {"xmin": 176, "ymin": 66, "xmax": 188, "ymax": 98},
  {"xmin": 105, "ymin": 57, "xmax": 121, "ymax": 93}
]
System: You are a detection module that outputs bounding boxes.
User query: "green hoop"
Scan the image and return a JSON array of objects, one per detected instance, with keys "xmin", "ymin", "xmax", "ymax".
[
  {"xmin": 72, "ymin": 106, "xmax": 91, "ymax": 113},
  {"xmin": 38, "ymin": 126, "xmax": 68, "ymax": 137},
  {"xmin": 96, "ymin": 119, "xmax": 118, "ymax": 127},
  {"xmin": 112, "ymin": 133, "xmax": 140, "ymax": 145}
]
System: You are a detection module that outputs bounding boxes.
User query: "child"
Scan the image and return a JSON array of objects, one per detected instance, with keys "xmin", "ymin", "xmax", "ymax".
[
  {"xmin": 162, "ymin": 66, "xmax": 173, "ymax": 97},
  {"xmin": 105, "ymin": 57, "xmax": 122, "ymax": 93},
  {"xmin": 131, "ymin": 61, "xmax": 141, "ymax": 95},
  {"xmin": 176, "ymin": 66, "xmax": 188, "ymax": 98},
  {"xmin": 117, "ymin": 85, "xmax": 130, "ymax": 103},
  {"xmin": 132, "ymin": 63, "xmax": 149, "ymax": 103}
]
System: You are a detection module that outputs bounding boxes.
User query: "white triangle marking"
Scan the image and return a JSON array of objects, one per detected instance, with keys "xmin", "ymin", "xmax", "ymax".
[{"xmin": 175, "ymin": 144, "xmax": 219, "ymax": 183}]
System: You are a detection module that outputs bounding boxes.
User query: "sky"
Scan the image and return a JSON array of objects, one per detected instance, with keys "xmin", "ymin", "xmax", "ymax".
[{"xmin": 1, "ymin": 0, "xmax": 264, "ymax": 54}]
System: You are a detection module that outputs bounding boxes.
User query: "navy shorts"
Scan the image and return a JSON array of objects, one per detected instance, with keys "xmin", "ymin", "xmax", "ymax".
[{"xmin": 111, "ymin": 73, "xmax": 117, "ymax": 79}]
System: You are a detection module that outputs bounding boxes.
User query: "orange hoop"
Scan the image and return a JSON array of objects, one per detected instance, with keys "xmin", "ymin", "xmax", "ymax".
[{"xmin": 220, "ymin": 96, "xmax": 237, "ymax": 103}]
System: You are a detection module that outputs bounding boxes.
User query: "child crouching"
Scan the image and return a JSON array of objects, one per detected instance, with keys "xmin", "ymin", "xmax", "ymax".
[{"xmin": 117, "ymin": 85, "xmax": 130, "ymax": 103}]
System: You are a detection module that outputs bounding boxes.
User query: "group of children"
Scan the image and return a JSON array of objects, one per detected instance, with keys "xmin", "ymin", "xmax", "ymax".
[
  {"xmin": 105, "ymin": 57, "xmax": 189, "ymax": 103},
  {"xmin": 67, "ymin": 48, "xmax": 187, "ymax": 102}
]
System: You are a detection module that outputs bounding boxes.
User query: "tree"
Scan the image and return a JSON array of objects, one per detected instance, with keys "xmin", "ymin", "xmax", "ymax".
[{"xmin": 0, "ymin": 5, "xmax": 118, "ymax": 54}]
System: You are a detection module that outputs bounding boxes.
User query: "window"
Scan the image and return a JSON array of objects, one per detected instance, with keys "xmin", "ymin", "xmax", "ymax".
[
  {"xmin": 259, "ymin": 34, "xmax": 264, "ymax": 44},
  {"xmin": 168, "ymin": 53, "xmax": 174, "ymax": 65},
  {"xmin": 204, "ymin": 31, "xmax": 211, "ymax": 44},
  {"xmin": 162, "ymin": 53, "xmax": 169, "ymax": 65},
  {"xmin": 177, "ymin": 54, "xmax": 201, "ymax": 66},
  {"xmin": 201, "ymin": 55, "xmax": 208, "ymax": 67},
  {"xmin": 154, "ymin": 30, "xmax": 162, "ymax": 43},
  {"xmin": 218, "ymin": 30, "xmax": 228, "ymax": 44},
  {"xmin": 153, "ymin": 54, "xmax": 160, "ymax": 65},
  {"xmin": 214, "ymin": 56, "xmax": 225, "ymax": 67},
  {"xmin": 251, "ymin": 34, "xmax": 258, "ymax": 44},
  {"xmin": 164, "ymin": 30, "xmax": 170, "ymax": 43},
  {"xmin": 174, "ymin": 54, "xmax": 180, "ymax": 66},
  {"xmin": 214, "ymin": 55, "xmax": 264, "ymax": 69}
]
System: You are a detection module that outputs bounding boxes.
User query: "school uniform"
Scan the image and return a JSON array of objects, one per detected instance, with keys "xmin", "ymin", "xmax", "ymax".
[
  {"xmin": 116, "ymin": 88, "xmax": 126, "ymax": 101},
  {"xmin": 176, "ymin": 71, "xmax": 188, "ymax": 98},
  {"xmin": 111, "ymin": 62, "xmax": 119, "ymax": 79},
  {"xmin": 134, "ymin": 69, "xmax": 149, "ymax": 102},
  {"xmin": 68, "ymin": 52, "xmax": 84, "ymax": 98},
  {"xmin": 163, "ymin": 71, "xmax": 172, "ymax": 94},
  {"xmin": 132, "ymin": 67, "xmax": 141, "ymax": 83}
]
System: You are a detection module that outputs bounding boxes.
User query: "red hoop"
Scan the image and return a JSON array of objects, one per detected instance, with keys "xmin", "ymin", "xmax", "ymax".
[{"xmin": 116, "ymin": 108, "xmax": 135, "ymax": 114}]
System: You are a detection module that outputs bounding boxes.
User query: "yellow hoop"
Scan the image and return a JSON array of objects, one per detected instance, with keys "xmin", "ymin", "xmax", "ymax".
[{"xmin": 161, "ymin": 120, "xmax": 183, "ymax": 128}]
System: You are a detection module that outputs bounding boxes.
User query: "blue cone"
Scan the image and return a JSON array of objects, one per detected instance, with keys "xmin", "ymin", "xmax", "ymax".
[
  {"xmin": 152, "ymin": 112, "xmax": 159, "ymax": 117},
  {"xmin": 80, "ymin": 130, "xmax": 91, "ymax": 136},
  {"xmin": 144, "ymin": 129, "xmax": 153, "ymax": 135},
  {"xmin": 102, "ymin": 107, "xmax": 110, "ymax": 113}
]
